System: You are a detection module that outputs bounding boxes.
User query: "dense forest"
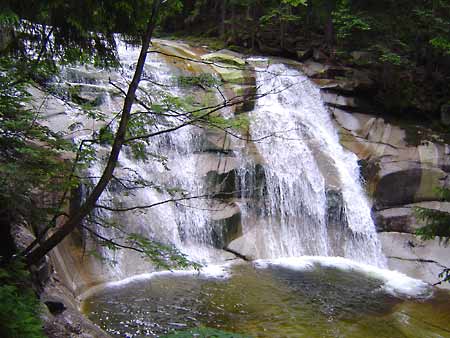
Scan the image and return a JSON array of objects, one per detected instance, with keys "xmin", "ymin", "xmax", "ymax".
[
  {"xmin": 165, "ymin": 0, "xmax": 450, "ymax": 119},
  {"xmin": 1, "ymin": 1, "xmax": 450, "ymax": 337}
]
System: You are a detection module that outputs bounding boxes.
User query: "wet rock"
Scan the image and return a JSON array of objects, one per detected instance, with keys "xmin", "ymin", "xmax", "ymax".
[
  {"xmin": 374, "ymin": 201, "xmax": 450, "ymax": 233},
  {"xmin": 201, "ymin": 50, "xmax": 247, "ymax": 66},
  {"xmin": 206, "ymin": 170, "xmax": 237, "ymax": 199},
  {"xmin": 200, "ymin": 129, "xmax": 233, "ymax": 153},
  {"xmin": 300, "ymin": 60, "xmax": 329, "ymax": 78},
  {"xmin": 373, "ymin": 167, "xmax": 447, "ymax": 208},
  {"xmin": 44, "ymin": 300, "xmax": 66, "ymax": 315},
  {"xmin": 226, "ymin": 226, "xmax": 261, "ymax": 261},
  {"xmin": 331, "ymin": 103, "xmax": 450, "ymax": 288},
  {"xmin": 378, "ymin": 232, "xmax": 450, "ymax": 290},
  {"xmin": 210, "ymin": 202, "xmax": 242, "ymax": 248},
  {"xmin": 197, "ymin": 153, "xmax": 239, "ymax": 176},
  {"xmin": 333, "ymin": 109, "xmax": 450, "ymax": 207},
  {"xmin": 225, "ymin": 83, "xmax": 257, "ymax": 113},
  {"xmin": 321, "ymin": 92, "xmax": 357, "ymax": 109}
]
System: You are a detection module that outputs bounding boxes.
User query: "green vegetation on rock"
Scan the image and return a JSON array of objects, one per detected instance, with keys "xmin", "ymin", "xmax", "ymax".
[{"xmin": 0, "ymin": 261, "xmax": 45, "ymax": 338}]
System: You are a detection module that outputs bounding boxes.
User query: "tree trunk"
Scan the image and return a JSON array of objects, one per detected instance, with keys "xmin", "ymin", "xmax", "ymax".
[
  {"xmin": 324, "ymin": 0, "xmax": 335, "ymax": 48},
  {"xmin": 25, "ymin": 1, "xmax": 163, "ymax": 267},
  {"xmin": 220, "ymin": 0, "xmax": 226, "ymax": 38},
  {"xmin": 305, "ymin": 0, "xmax": 313, "ymax": 40}
]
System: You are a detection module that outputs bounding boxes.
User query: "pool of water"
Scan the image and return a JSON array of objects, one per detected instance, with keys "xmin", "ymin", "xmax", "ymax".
[{"xmin": 83, "ymin": 259, "xmax": 450, "ymax": 337}]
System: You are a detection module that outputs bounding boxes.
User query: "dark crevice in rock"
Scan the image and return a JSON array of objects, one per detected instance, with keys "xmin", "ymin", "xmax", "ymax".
[
  {"xmin": 387, "ymin": 256, "xmax": 448, "ymax": 269},
  {"xmin": 196, "ymin": 149, "xmax": 234, "ymax": 155},
  {"xmin": 223, "ymin": 247, "xmax": 251, "ymax": 261},
  {"xmin": 44, "ymin": 300, "xmax": 66, "ymax": 315}
]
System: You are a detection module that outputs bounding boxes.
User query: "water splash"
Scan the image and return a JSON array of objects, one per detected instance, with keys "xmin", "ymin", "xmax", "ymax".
[{"xmin": 239, "ymin": 61, "xmax": 386, "ymax": 267}]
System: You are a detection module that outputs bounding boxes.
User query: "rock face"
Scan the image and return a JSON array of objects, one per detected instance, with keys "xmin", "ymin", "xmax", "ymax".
[
  {"xmin": 379, "ymin": 232, "xmax": 450, "ymax": 289},
  {"xmin": 11, "ymin": 222, "xmax": 112, "ymax": 337},
  {"xmin": 37, "ymin": 41, "xmax": 258, "ymax": 296},
  {"xmin": 35, "ymin": 38, "xmax": 450, "ymax": 295},
  {"xmin": 323, "ymin": 67, "xmax": 450, "ymax": 288}
]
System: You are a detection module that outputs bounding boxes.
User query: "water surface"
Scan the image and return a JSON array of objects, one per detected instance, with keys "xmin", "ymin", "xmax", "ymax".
[{"xmin": 83, "ymin": 260, "xmax": 450, "ymax": 337}]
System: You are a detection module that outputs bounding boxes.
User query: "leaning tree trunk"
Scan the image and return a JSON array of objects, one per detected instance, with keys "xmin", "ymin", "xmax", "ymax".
[{"xmin": 25, "ymin": 1, "xmax": 163, "ymax": 267}]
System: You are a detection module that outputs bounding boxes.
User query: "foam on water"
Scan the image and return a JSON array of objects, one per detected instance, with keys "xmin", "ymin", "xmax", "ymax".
[
  {"xmin": 80, "ymin": 263, "xmax": 234, "ymax": 300},
  {"xmin": 254, "ymin": 256, "xmax": 432, "ymax": 298},
  {"xmin": 237, "ymin": 62, "xmax": 386, "ymax": 266}
]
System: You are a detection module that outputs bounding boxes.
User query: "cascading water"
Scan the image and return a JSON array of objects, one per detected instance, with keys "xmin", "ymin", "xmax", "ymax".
[
  {"xmin": 75, "ymin": 44, "xmax": 444, "ymax": 338},
  {"xmin": 61, "ymin": 42, "xmax": 230, "ymax": 280},
  {"xmin": 237, "ymin": 61, "xmax": 386, "ymax": 267},
  {"xmin": 59, "ymin": 41, "xmax": 386, "ymax": 283}
]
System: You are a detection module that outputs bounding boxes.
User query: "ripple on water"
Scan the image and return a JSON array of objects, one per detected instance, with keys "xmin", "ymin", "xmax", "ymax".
[{"xmin": 82, "ymin": 259, "xmax": 450, "ymax": 338}]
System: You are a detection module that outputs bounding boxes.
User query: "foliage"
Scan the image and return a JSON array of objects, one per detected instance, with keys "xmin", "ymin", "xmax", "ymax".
[
  {"xmin": 126, "ymin": 233, "xmax": 201, "ymax": 270},
  {"xmin": 430, "ymin": 36, "xmax": 450, "ymax": 55},
  {"xmin": 414, "ymin": 207, "xmax": 450, "ymax": 241},
  {"xmin": 0, "ymin": 0, "xmax": 205, "ymax": 272},
  {"xmin": 414, "ymin": 187, "xmax": 450, "ymax": 284},
  {"xmin": 282, "ymin": 0, "xmax": 307, "ymax": 6},
  {"xmin": 0, "ymin": 260, "xmax": 45, "ymax": 338},
  {"xmin": 332, "ymin": 0, "xmax": 371, "ymax": 43},
  {"xmin": 177, "ymin": 74, "xmax": 221, "ymax": 88},
  {"xmin": 161, "ymin": 326, "xmax": 251, "ymax": 338},
  {"xmin": 0, "ymin": 57, "xmax": 74, "ymax": 230},
  {"xmin": 414, "ymin": 188, "xmax": 450, "ymax": 242}
]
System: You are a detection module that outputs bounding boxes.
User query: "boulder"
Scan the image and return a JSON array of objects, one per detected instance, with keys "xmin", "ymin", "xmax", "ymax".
[
  {"xmin": 201, "ymin": 50, "xmax": 247, "ymax": 66},
  {"xmin": 210, "ymin": 201, "xmax": 242, "ymax": 248},
  {"xmin": 321, "ymin": 92, "xmax": 357, "ymax": 109},
  {"xmin": 374, "ymin": 201, "xmax": 450, "ymax": 233},
  {"xmin": 300, "ymin": 60, "xmax": 329, "ymax": 78},
  {"xmin": 200, "ymin": 129, "xmax": 233, "ymax": 153},
  {"xmin": 373, "ymin": 166, "xmax": 447, "ymax": 208},
  {"xmin": 379, "ymin": 232, "xmax": 450, "ymax": 289},
  {"xmin": 312, "ymin": 70, "xmax": 373, "ymax": 93},
  {"xmin": 331, "ymin": 105, "xmax": 450, "ymax": 288},
  {"xmin": 333, "ymin": 109, "xmax": 450, "ymax": 207},
  {"xmin": 226, "ymin": 225, "xmax": 265, "ymax": 261},
  {"xmin": 197, "ymin": 153, "xmax": 239, "ymax": 177}
]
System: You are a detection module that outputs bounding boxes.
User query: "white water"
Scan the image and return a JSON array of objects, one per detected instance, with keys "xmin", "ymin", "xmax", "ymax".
[
  {"xmin": 254, "ymin": 256, "xmax": 430, "ymax": 298},
  {"xmin": 59, "ymin": 43, "xmax": 392, "ymax": 283},
  {"xmin": 239, "ymin": 62, "xmax": 386, "ymax": 267},
  {"xmin": 60, "ymin": 42, "xmax": 230, "ymax": 280}
]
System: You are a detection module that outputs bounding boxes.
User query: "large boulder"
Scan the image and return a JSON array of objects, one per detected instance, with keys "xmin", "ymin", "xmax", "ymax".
[
  {"xmin": 331, "ymin": 104, "xmax": 450, "ymax": 289},
  {"xmin": 333, "ymin": 109, "xmax": 450, "ymax": 207},
  {"xmin": 201, "ymin": 49, "xmax": 256, "ymax": 114}
]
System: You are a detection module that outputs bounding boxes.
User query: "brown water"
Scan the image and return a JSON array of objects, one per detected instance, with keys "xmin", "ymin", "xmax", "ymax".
[{"xmin": 83, "ymin": 263, "xmax": 450, "ymax": 337}]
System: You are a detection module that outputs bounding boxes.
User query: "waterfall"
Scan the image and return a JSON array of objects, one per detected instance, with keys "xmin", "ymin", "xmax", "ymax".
[
  {"xmin": 237, "ymin": 61, "xmax": 386, "ymax": 267},
  {"xmin": 63, "ymin": 42, "xmax": 230, "ymax": 280},
  {"xmin": 56, "ymin": 42, "xmax": 386, "ymax": 282}
]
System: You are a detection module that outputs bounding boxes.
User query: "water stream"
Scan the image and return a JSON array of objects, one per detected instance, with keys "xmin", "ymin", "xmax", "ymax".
[
  {"xmin": 236, "ymin": 61, "xmax": 385, "ymax": 266},
  {"xmin": 61, "ymin": 41, "xmax": 450, "ymax": 337}
]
